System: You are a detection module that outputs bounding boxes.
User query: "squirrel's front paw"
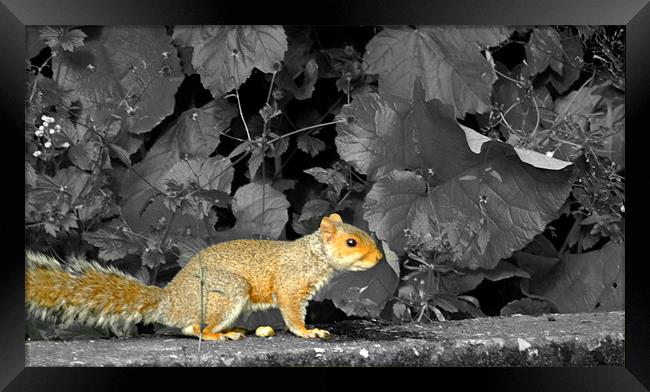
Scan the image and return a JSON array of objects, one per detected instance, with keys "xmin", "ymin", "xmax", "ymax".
[{"xmin": 295, "ymin": 328, "xmax": 331, "ymax": 339}]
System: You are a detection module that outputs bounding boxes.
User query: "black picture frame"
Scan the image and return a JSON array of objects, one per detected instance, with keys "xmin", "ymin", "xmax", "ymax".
[{"xmin": 2, "ymin": 0, "xmax": 647, "ymax": 389}]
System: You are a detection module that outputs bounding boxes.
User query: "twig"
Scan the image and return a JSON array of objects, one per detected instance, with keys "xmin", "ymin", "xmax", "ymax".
[
  {"xmin": 267, "ymin": 120, "xmax": 345, "ymax": 144},
  {"xmin": 530, "ymin": 95, "xmax": 541, "ymax": 143},
  {"xmin": 266, "ymin": 71, "xmax": 277, "ymax": 104}
]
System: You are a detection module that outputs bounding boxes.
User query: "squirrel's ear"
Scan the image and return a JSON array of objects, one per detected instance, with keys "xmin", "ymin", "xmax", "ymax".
[
  {"xmin": 320, "ymin": 216, "xmax": 338, "ymax": 242},
  {"xmin": 328, "ymin": 213, "xmax": 343, "ymax": 223}
]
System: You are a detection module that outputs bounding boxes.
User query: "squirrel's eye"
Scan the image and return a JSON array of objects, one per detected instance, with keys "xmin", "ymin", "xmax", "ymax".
[{"xmin": 346, "ymin": 238, "xmax": 357, "ymax": 247}]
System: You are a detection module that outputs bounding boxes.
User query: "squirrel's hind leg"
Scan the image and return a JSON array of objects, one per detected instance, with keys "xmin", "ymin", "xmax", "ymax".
[{"xmin": 177, "ymin": 272, "xmax": 250, "ymax": 341}]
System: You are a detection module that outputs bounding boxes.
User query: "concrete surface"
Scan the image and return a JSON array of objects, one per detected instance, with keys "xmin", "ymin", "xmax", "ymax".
[{"xmin": 25, "ymin": 311, "xmax": 624, "ymax": 366}]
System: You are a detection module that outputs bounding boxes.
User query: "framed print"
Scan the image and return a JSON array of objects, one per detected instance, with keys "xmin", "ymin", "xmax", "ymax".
[{"xmin": 2, "ymin": 0, "xmax": 648, "ymax": 389}]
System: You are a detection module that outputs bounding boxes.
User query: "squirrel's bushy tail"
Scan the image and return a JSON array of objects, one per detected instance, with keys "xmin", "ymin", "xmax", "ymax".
[{"xmin": 25, "ymin": 251, "xmax": 165, "ymax": 333}]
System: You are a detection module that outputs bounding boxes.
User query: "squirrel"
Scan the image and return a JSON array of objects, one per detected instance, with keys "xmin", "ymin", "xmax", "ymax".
[{"xmin": 25, "ymin": 213, "xmax": 383, "ymax": 341}]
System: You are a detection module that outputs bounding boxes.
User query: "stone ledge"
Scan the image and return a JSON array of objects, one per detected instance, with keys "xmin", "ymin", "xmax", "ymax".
[{"xmin": 25, "ymin": 311, "xmax": 624, "ymax": 366}]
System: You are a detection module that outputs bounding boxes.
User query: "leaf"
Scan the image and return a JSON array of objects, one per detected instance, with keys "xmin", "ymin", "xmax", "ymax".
[
  {"xmin": 296, "ymin": 134, "xmax": 326, "ymax": 157},
  {"xmin": 548, "ymin": 29, "xmax": 584, "ymax": 93},
  {"xmin": 25, "ymin": 162, "xmax": 37, "ymax": 189},
  {"xmin": 335, "ymin": 93, "xmax": 419, "ymax": 181},
  {"xmin": 292, "ymin": 199, "xmax": 332, "ymax": 236},
  {"xmin": 521, "ymin": 234, "xmax": 558, "ymax": 258},
  {"xmin": 120, "ymin": 101, "xmax": 237, "ymax": 234},
  {"xmin": 304, "ymin": 167, "xmax": 348, "ymax": 196},
  {"xmin": 513, "ymin": 251, "xmax": 560, "ymax": 278},
  {"xmin": 172, "ymin": 26, "xmax": 287, "ymax": 98},
  {"xmin": 363, "ymin": 26, "xmax": 509, "ymax": 117},
  {"xmin": 275, "ymin": 58, "xmax": 319, "ymax": 101},
  {"xmin": 358, "ymin": 94, "xmax": 574, "ymax": 269},
  {"xmin": 32, "ymin": 77, "xmax": 75, "ymax": 108},
  {"xmin": 282, "ymin": 27, "xmax": 313, "ymax": 78},
  {"xmin": 161, "ymin": 156, "xmax": 234, "ymax": 194},
  {"xmin": 526, "ymin": 242, "xmax": 624, "ymax": 313},
  {"xmin": 362, "ymin": 170, "xmax": 429, "ymax": 255},
  {"xmin": 273, "ymin": 178, "xmax": 296, "ymax": 192},
  {"xmin": 108, "ymin": 143, "xmax": 131, "ymax": 167},
  {"xmin": 433, "ymin": 294, "xmax": 486, "ymax": 317},
  {"xmin": 40, "ymin": 26, "xmax": 87, "ymax": 52},
  {"xmin": 314, "ymin": 259, "xmax": 399, "ymax": 318},
  {"xmin": 141, "ymin": 248, "xmax": 166, "ymax": 269},
  {"xmin": 55, "ymin": 26, "xmax": 184, "ymax": 135},
  {"xmin": 523, "ymin": 27, "xmax": 564, "ymax": 77},
  {"xmin": 461, "ymin": 123, "xmax": 572, "ymax": 170},
  {"xmin": 500, "ymin": 297, "xmax": 558, "ymax": 316},
  {"xmin": 297, "ymin": 199, "xmax": 332, "ymax": 223},
  {"xmin": 414, "ymin": 260, "xmax": 529, "ymax": 298},
  {"xmin": 26, "ymin": 26, "xmax": 46, "ymax": 59},
  {"xmin": 248, "ymin": 147, "xmax": 265, "ymax": 179},
  {"xmin": 68, "ymin": 141, "xmax": 101, "ymax": 171},
  {"xmin": 479, "ymin": 260, "xmax": 530, "ymax": 281},
  {"xmin": 27, "ymin": 167, "xmax": 91, "ymax": 214},
  {"xmin": 83, "ymin": 221, "xmax": 142, "ymax": 261},
  {"xmin": 217, "ymin": 182, "xmax": 290, "ymax": 240},
  {"xmin": 381, "ymin": 241, "xmax": 400, "ymax": 277}
]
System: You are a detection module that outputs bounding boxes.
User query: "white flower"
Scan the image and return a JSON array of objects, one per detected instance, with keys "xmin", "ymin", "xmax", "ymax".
[
  {"xmin": 62, "ymin": 142, "xmax": 70, "ymax": 148},
  {"xmin": 35, "ymin": 130, "xmax": 44, "ymax": 137},
  {"xmin": 44, "ymin": 141, "xmax": 52, "ymax": 148},
  {"xmin": 54, "ymin": 124, "xmax": 62, "ymax": 130},
  {"xmin": 38, "ymin": 125, "xmax": 45, "ymax": 131},
  {"xmin": 49, "ymin": 129, "xmax": 56, "ymax": 134},
  {"xmin": 620, "ymin": 205, "xmax": 625, "ymax": 213},
  {"xmin": 41, "ymin": 115, "xmax": 48, "ymax": 122},
  {"xmin": 32, "ymin": 150, "xmax": 42, "ymax": 157},
  {"xmin": 47, "ymin": 116, "xmax": 55, "ymax": 123}
]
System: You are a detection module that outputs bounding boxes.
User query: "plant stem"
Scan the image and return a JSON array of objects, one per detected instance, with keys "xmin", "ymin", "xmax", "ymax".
[
  {"xmin": 266, "ymin": 71, "xmax": 277, "ymax": 104},
  {"xmin": 268, "ymin": 120, "xmax": 345, "ymax": 144}
]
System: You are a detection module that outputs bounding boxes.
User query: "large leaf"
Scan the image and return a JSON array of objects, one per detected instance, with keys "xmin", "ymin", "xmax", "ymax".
[
  {"xmin": 313, "ymin": 261, "xmax": 398, "ymax": 318},
  {"xmin": 120, "ymin": 101, "xmax": 237, "ymax": 233},
  {"xmin": 335, "ymin": 93, "xmax": 420, "ymax": 181},
  {"xmin": 26, "ymin": 166, "xmax": 91, "ymax": 215},
  {"xmin": 526, "ymin": 242, "xmax": 624, "ymax": 313},
  {"xmin": 523, "ymin": 27, "xmax": 564, "ymax": 77},
  {"xmin": 351, "ymin": 93, "xmax": 574, "ymax": 269},
  {"xmin": 363, "ymin": 26, "xmax": 509, "ymax": 117},
  {"xmin": 160, "ymin": 156, "xmax": 234, "ymax": 194},
  {"xmin": 217, "ymin": 182, "xmax": 290, "ymax": 241},
  {"xmin": 83, "ymin": 221, "xmax": 143, "ymax": 261},
  {"xmin": 172, "ymin": 26, "xmax": 287, "ymax": 98},
  {"xmin": 55, "ymin": 26, "xmax": 184, "ymax": 135}
]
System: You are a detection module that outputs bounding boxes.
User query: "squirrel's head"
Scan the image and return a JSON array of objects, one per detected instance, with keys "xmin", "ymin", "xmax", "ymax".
[{"xmin": 319, "ymin": 213, "xmax": 383, "ymax": 271}]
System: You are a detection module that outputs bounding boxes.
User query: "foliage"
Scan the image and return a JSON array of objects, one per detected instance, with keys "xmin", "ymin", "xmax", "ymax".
[{"xmin": 25, "ymin": 25, "xmax": 625, "ymax": 331}]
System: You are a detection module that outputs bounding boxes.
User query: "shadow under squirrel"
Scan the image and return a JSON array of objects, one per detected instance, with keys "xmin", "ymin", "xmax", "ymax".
[{"xmin": 26, "ymin": 213, "xmax": 383, "ymax": 341}]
